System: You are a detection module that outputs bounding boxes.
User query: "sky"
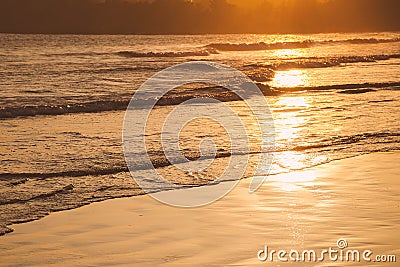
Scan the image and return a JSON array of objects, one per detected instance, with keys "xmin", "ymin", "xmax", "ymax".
[{"xmin": 0, "ymin": 0, "xmax": 399, "ymax": 34}]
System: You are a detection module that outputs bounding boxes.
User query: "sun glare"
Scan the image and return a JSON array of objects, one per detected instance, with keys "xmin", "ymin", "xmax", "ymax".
[
  {"xmin": 276, "ymin": 96, "xmax": 310, "ymax": 108},
  {"xmin": 270, "ymin": 96, "xmax": 314, "ymax": 180},
  {"xmin": 268, "ymin": 169, "xmax": 317, "ymax": 192},
  {"xmin": 273, "ymin": 96, "xmax": 310, "ymax": 141},
  {"xmin": 272, "ymin": 70, "xmax": 309, "ymax": 88},
  {"xmin": 272, "ymin": 49, "xmax": 302, "ymax": 59}
]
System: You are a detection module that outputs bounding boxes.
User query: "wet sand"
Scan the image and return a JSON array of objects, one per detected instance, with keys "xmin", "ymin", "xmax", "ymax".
[{"xmin": 0, "ymin": 152, "xmax": 399, "ymax": 266}]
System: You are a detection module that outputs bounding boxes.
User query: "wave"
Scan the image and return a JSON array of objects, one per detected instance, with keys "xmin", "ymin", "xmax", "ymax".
[
  {"xmin": 0, "ymin": 95, "xmax": 232, "ymax": 119},
  {"xmin": 205, "ymin": 40, "xmax": 315, "ymax": 51},
  {"xmin": 64, "ymin": 66, "xmax": 151, "ymax": 75},
  {"xmin": 1, "ymin": 134, "xmax": 399, "ymax": 237},
  {"xmin": 42, "ymin": 37, "xmax": 400, "ymax": 59},
  {"xmin": 116, "ymin": 48, "xmax": 218, "ymax": 58},
  {"xmin": 45, "ymin": 51, "xmax": 109, "ymax": 57},
  {"xmin": 43, "ymin": 38, "xmax": 400, "ymax": 59},
  {"xmin": 0, "ymin": 93, "xmax": 238, "ymax": 119},
  {"xmin": 204, "ymin": 37, "xmax": 400, "ymax": 51},
  {"xmin": 0, "ymin": 168, "xmax": 129, "ymax": 180},
  {"xmin": 273, "ymin": 82, "xmax": 400, "ymax": 92},
  {"xmin": 45, "ymin": 49, "xmax": 219, "ymax": 58},
  {"xmin": 0, "ymin": 184, "xmax": 74, "ymax": 205},
  {"xmin": 343, "ymin": 37, "xmax": 400, "ymax": 44},
  {"xmin": 2, "ymin": 131, "xmax": 398, "ymax": 183},
  {"xmin": 288, "ymin": 131, "xmax": 400, "ymax": 152},
  {"xmin": 257, "ymin": 54, "xmax": 400, "ymax": 70},
  {"xmin": 0, "ymin": 100, "xmax": 130, "ymax": 119},
  {"xmin": 368, "ymin": 99, "xmax": 394, "ymax": 103},
  {"xmin": 0, "ymin": 151, "xmax": 236, "ymax": 181},
  {"xmin": 243, "ymin": 67, "xmax": 275, "ymax": 82},
  {"xmin": 2, "ymin": 81, "xmax": 399, "ymax": 119},
  {"xmin": 0, "ymin": 83, "xmax": 275, "ymax": 119},
  {"xmin": 337, "ymin": 88, "xmax": 376, "ymax": 94}
]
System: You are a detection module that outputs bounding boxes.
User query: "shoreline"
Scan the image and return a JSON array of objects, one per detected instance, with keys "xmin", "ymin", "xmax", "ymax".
[
  {"xmin": 1, "ymin": 147, "xmax": 396, "ymax": 238},
  {"xmin": 0, "ymin": 152, "xmax": 399, "ymax": 266}
]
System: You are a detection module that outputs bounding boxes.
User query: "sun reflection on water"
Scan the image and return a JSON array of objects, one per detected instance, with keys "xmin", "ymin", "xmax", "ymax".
[
  {"xmin": 276, "ymin": 96, "xmax": 310, "ymax": 108},
  {"xmin": 272, "ymin": 70, "xmax": 309, "ymax": 88},
  {"xmin": 273, "ymin": 96, "xmax": 310, "ymax": 141},
  {"xmin": 268, "ymin": 170, "xmax": 317, "ymax": 192},
  {"xmin": 272, "ymin": 49, "xmax": 303, "ymax": 59},
  {"xmin": 268, "ymin": 95, "xmax": 321, "ymax": 191}
]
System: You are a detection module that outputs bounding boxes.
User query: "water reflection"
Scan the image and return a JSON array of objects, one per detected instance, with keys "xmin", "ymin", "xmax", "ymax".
[
  {"xmin": 272, "ymin": 48, "xmax": 303, "ymax": 59},
  {"xmin": 276, "ymin": 96, "xmax": 310, "ymax": 108},
  {"xmin": 271, "ymin": 69, "xmax": 309, "ymax": 88},
  {"xmin": 268, "ymin": 169, "xmax": 317, "ymax": 192},
  {"xmin": 268, "ymin": 95, "xmax": 322, "ymax": 188},
  {"xmin": 273, "ymin": 96, "xmax": 310, "ymax": 142}
]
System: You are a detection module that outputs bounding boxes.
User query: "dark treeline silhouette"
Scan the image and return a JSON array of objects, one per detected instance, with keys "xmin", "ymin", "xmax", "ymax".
[{"xmin": 0, "ymin": 0, "xmax": 399, "ymax": 34}]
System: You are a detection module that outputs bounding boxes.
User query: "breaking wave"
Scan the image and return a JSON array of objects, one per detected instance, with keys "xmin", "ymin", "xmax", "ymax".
[
  {"xmin": 258, "ymin": 54, "xmax": 400, "ymax": 70},
  {"xmin": 0, "ymin": 100, "xmax": 130, "ymax": 119},
  {"xmin": 273, "ymin": 82, "xmax": 400, "ymax": 92},
  {"xmin": 2, "ymin": 82, "xmax": 399, "ymax": 119},
  {"xmin": 116, "ymin": 48, "xmax": 219, "ymax": 58},
  {"xmin": 46, "ymin": 49, "xmax": 219, "ymax": 58},
  {"xmin": 205, "ymin": 37, "xmax": 400, "ymax": 51},
  {"xmin": 43, "ymin": 38, "xmax": 400, "ymax": 59},
  {"xmin": 2, "ymin": 131, "xmax": 398, "ymax": 182}
]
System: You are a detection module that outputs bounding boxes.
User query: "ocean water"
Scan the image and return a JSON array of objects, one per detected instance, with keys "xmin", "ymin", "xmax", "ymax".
[{"xmin": 0, "ymin": 33, "xmax": 399, "ymax": 235}]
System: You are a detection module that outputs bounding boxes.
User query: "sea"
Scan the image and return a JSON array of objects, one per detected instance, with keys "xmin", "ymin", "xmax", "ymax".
[{"xmin": 0, "ymin": 32, "xmax": 399, "ymax": 235}]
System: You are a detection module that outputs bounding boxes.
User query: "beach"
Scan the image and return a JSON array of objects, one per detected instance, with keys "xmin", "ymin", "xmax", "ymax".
[
  {"xmin": 1, "ymin": 152, "xmax": 398, "ymax": 266},
  {"xmin": 0, "ymin": 32, "xmax": 399, "ymax": 266},
  {"xmin": 1, "ymin": 0, "xmax": 400, "ymax": 265}
]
